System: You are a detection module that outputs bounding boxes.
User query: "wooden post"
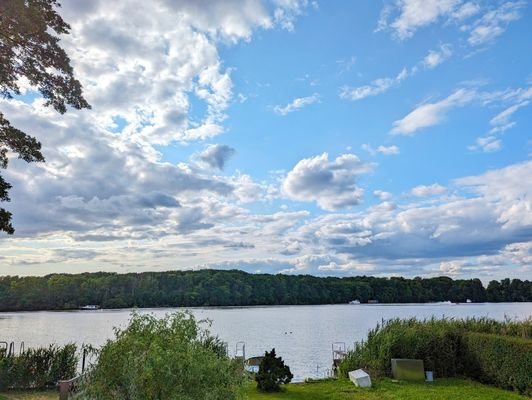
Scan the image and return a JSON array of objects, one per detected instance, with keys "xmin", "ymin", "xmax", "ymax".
[{"xmin": 58, "ymin": 380, "xmax": 72, "ymax": 400}]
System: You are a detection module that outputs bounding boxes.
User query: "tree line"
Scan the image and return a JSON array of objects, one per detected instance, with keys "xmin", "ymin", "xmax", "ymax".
[{"xmin": 0, "ymin": 270, "xmax": 530, "ymax": 312}]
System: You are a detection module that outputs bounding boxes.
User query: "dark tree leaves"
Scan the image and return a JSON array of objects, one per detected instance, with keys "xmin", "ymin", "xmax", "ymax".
[
  {"xmin": 0, "ymin": 0, "xmax": 90, "ymax": 234},
  {"xmin": 256, "ymin": 348, "xmax": 293, "ymax": 392}
]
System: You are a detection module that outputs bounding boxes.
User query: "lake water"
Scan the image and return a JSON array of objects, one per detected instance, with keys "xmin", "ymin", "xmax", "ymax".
[{"xmin": 1, "ymin": 303, "xmax": 531, "ymax": 381}]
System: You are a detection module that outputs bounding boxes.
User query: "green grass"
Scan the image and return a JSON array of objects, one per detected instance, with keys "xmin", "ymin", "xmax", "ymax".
[
  {"xmin": 2, "ymin": 379, "xmax": 530, "ymax": 400},
  {"xmin": 0, "ymin": 391, "xmax": 56, "ymax": 400},
  {"xmin": 244, "ymin": 378, "xmax": 531, "ymax": 400}
]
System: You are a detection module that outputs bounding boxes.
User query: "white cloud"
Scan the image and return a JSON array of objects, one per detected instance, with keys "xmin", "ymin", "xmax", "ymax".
[
  {"xmin": 469, "ymin": 136, "xmax": 502, "ymax": 153},
  {"xmin": 467, "ymin": 1, "xmax": 526, "ymax": 46},
  {"xmin": 373, "ymin": 190, "xmax": 392, "ymax": 200},
  {"xmin": 377, "ymin": 145, "xmax": 400, "ymax": 155},
  {"xmin": 386, "ymin": 0, "xmax": 464, "ymax": 40},
  {"xmin": 469, "ymin": 88, "xmax": 531, "ymax": 152},
  {"xmin": 378, "ymin": 0, "xmax": 522, "ymax": 47},
  {"xmin": 340, "ymin": 69, "xmax": 408, "ymax": 101},
  {"xmin": 423, "ymin": 44, "xmax": 453, "ymax": 69},
  {"xmin": 54, "ymin": 0, "xmax": 315, "ymax": 147},
  {"xmin": 289, "ymin": 161, "xmax": 532, "ymax": 276},
  {"xmin": 340, "ymin": 42, "xmax": 454, "ymax": 102},
  {"xmin": 490, "ymin": 101, "xmax": 529, "ymax": 128},
  {"xmin": 282, "ymin": 153, "xmax": 374, "ymax": 211},
  {"xmin": 439, "ymin": 260, "xmax": 464, "ymax": 275},
  {"xmin": 451, "ymin": 2, "xmax": 481, "ymax": 20},
  {"xmin": 197, "ymin": 144, "xmax": 236, "ymax": 170},
  {"xmin": 410, "ymin": 183, "xmax": 447, "ymax": 197},
  {"xmin": 273, "ymin": 0, "xmax": 317, "ymax": 31},
  {"xmin": 362, "ymin": 144, "xmax": 400, "ymax": 156},
  {"xmin": 391, "ymin": 89, "xmax": 475, "ymax": 135},
  {"xmin": 273, "ymin": 93, "xmax": 320, "ymax": 115}
]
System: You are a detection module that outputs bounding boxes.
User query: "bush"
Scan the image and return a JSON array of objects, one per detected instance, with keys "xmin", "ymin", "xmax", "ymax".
[
  {"xmin": 80, "ymin": 311, "xmax": 244, "ymax": 400},
  {"xmin": 0, "ymin": 344, "xmax": 78, "ymax": 390},
  {"xmin": 339, "ymin": 317, "xmax": 532, "ymax": 396},
  {"xmin": 339, "ymin": 318, "xmax": 463, "ymax": 378},
  {"xmin": 461, "ymin": 332, "xmax": 532, "ymax": 396},
  {"xmin": 256, "ymin": 348, "xmax": 293, "ymax": 392}
]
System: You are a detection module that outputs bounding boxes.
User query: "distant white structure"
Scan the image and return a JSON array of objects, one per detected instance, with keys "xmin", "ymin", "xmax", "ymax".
[
  {"xmin": 349, "ymin": 299, "xmax": 361, "ymax": 304},
  {"xmin": 79, "ymin": 305, "xmax": 100, "ymax": 310},
  {"xmin": 466, "ymin": 299, "xmax": 472, "ymax": 303},
  {"xmin": 348, "ymin": 369, "xmax": 372, "ymax": 387}
]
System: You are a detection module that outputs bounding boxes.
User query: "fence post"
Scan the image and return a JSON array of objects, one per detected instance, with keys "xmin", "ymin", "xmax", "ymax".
[{"xmin": 58, "ymin": 380, "xmax": 72, "ymax": 400}]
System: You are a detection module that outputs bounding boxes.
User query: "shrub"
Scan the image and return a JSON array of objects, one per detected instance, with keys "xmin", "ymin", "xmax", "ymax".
[
  {"xmin": 339, "ymin": 317, "xmax": 532, "ymax": 396},
  {"xmin": 256, "ymin": 348, "xmax": 293, "ymax": 392},
  {"xmin": 339, "ymin": 318, "xmax": 463, "ymax": 378},
  {"xmin": 461, "ymin": 332, "xmax": 532, "ymax": 396},
  {"xmin": 0, "ymin": 344, "xmax": 78, "ymax": 390},
  {"xmin": 80, "ymin": 311, "xmax": 244, "ymax": 400}
]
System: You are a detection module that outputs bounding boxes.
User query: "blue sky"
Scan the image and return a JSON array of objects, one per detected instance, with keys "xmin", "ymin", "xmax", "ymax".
[{"xmin": 0, "ymin": 0, "xmax": 531, "ymax": 281}]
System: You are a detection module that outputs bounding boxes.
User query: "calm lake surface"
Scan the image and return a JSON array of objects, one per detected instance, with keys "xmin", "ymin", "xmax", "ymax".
[{"xmin": 1, "ymin": 303, "xmax": 531, "ymax": 381}]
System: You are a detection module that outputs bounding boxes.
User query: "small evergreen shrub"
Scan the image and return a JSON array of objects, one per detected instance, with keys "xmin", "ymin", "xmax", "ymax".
[
  {"xmin": 461, "ymin": 332, "xmax": 532, "ymax": 396},
  {"xmin": 256, "ymin": 348, "xmax": 293, "ymax": 392}
]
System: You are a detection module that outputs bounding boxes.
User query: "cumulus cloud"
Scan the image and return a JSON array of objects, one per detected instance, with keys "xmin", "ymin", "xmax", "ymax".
[
  {"xmin": 0, "ymin": 0, "xmax": 307, "ymax": 241},
  {"xmin": 53, "ymin": 0, "xmax": 315, "ymax": 146},
  {"xmin": 391, "ymin": 89, "xmax": 475, "ymax": 135},
  {"xmin": 410, "ymin": 183, "xmax": 447, "ymax": 197},
  {"xmin": 198, "ymin": 144, "xmax": 236, "ymax": 170},
  {"xmin": 282, "ymin": 153, "xmax": 374, "ymax": 211},
  {"xmin": 290, "ymin": 161, "xmax": 532, "ymax": 273},
  {"xmin": 373, "ymin": 190, "xmax": 392, "ymax": 200},
  {"xmin": 273, "ymin": 93, "xmax": 320, "ymax": 115}
]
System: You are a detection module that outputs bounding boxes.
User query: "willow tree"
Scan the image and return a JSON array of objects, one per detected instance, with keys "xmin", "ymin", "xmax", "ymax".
[{"xmin": 0, "ymin": 0, "xmax": 89, "ymax": 234}]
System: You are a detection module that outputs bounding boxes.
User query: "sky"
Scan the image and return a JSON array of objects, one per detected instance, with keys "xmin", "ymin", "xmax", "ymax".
[{"xmin": 1, "ymin": 0, "xmax": 531, "ymax": 281}]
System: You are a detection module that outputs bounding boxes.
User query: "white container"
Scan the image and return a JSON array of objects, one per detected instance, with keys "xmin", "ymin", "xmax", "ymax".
[{"xmin": 348, "ymin": 369, "xmax": 372, "ymax": 388}]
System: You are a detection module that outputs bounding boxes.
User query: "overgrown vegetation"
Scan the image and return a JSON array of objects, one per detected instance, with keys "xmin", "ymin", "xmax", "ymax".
[
  {"xmin": 1, "ymin": 270, "xmax": 530, "ymax": 311},
  {"xmin": 340, "ymin": 317, "xmax": 532, "ymax": 396},
  {"xmin": 0, "ymin": 344, "xmax": 77, "ymax": 390},
  {"xmin": 255, "ymin": 349, "xmax": 293, "ymax": 392},
  {"xmin": 79, "ymin": 311, "xmax": 244, "ymax": 400}
]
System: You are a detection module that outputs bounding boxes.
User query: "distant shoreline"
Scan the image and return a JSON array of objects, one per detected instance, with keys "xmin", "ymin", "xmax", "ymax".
[
  {"xmin": 1, "ymin": 269, "xmax": 530, "ymax": 312},
  {"xmin": 2, "ymin": 301, "xmax": 532, "ymax": 314}
]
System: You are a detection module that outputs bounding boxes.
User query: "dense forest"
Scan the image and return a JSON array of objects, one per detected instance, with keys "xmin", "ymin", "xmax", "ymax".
[{"xmin": 0, "ymin": 270, "xmax": 530, "ymax": 312}]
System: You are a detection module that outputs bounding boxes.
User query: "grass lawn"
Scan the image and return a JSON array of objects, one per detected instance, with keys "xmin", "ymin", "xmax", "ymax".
[
  {"xmin": 0, "ymin": 391, "xmax": 57, "ymax": 400},
  {"xmin": 245, "ymin": 378, "xmax": 530, "ymax": 400},
  {"xmin": 1, "ymin": 379, "xmax": 529, "ymax": 400}
]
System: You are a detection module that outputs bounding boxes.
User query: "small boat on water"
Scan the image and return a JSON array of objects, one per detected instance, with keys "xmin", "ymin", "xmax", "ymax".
[
  {"xmin": 349, "ymin": 299, "xmax": 361, "ymax": 305},
  {"xmin": 79, "ymin": 305, "xmax": 100, "ymax": 310}
]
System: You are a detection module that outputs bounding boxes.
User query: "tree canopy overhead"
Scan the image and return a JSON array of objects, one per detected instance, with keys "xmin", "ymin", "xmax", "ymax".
[{"xmin": 0, "ymin": 0, "xmax": 89, "ymax": 234}]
